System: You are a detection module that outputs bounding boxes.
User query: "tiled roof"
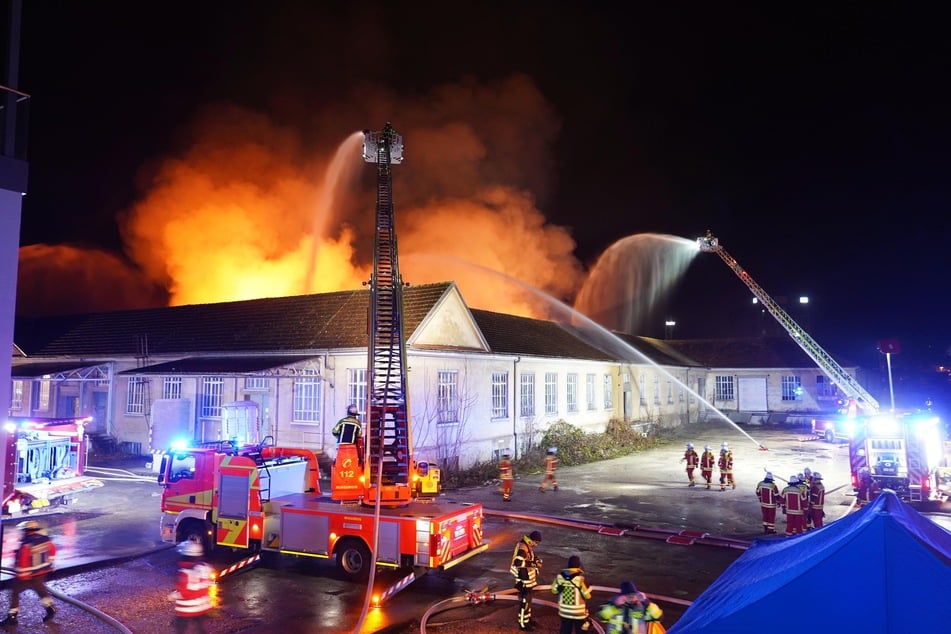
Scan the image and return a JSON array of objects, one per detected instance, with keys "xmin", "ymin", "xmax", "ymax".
[
  {"xmin": 15, "ymin": 282, "xmax": 454, "ymax": 357},
  {"xmin": 11, "ymin": 361, "xmax": 107, "ymax": 378},
  {"xmin": 470, "ymin": 310, "xmax": 615, "ymax": 361}
]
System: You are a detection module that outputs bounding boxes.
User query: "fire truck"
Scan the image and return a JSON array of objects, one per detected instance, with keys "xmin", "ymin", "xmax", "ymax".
[
  {"xmin": 847, "ymin": 410, "xmax": 948, "ymax": 503},
  {"xmin": 697, "ymin": 231, "xmax": 880, "ymax": 413},
  {"xmin": 3, "ymin": 415, "xmax": 104, "ymax": 517},
  {"xmin": 157, "ymin": 124, "xmax": 487, "ymax": 592}
]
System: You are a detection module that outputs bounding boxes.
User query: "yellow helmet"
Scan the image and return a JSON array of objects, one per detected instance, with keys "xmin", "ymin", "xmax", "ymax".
[{"xmin": 17, "ymin": 520, "xmax": 42, "ymax": 532}]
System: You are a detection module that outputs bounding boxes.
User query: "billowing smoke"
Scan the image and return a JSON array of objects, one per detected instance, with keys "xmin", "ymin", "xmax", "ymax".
[{"xmin": 18, "ymin": 74, "xmax": 588, "ymax": 318}]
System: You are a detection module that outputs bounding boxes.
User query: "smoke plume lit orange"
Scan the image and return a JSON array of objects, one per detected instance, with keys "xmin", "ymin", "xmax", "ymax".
[{"xmin": 18, "ymin": 75, "xmax": 587, "ymax": 319}]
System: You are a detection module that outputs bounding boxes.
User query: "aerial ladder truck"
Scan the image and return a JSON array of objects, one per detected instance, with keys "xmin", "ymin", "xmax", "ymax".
[
  {"xmin": 697, "ymin": 230, "xmax": 880, "ymax": 412},
  {"xmin": 158, "ymin": 124, "xmax": 487, "ymax": 599}
]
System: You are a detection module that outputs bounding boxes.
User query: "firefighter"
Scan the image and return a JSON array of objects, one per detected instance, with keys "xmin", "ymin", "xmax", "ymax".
[
  {"xmin": 551, "ymin": 554, "xmax": 592, "ymax": 633},
  {"xmin": 797, "ymin": 471, "xmax": 812, "ymax": 528},
  {"xmin": 809, "ymin": 471, "xmax": 826, "ymax": 529},
  {"xmin": 856, "ymin": 466, "xmax": 877, "ymax": 506},
  {"xmin": 718, "ymin": 442, "xmax": 735, "ymax": 491},
  {"xmin": 755, "ymin": 472, "xmax": 781, "ymax": 534},
  {"xmin": 700, "ymin": 444, "xmax": 716, "ymax": 489},
  {"xmin": 170, "ymin": 540, "xmax": 214, "ymax": 633},
  {"xmin": 781, "ymin": 474, "xmax": 808, "ymax": 535},
  {"xmin": 1, "ymin": 521, "xmax": 56, "ymax": 626},
  {"xmin": 499, "ymin": 451, "xmax": 514, "ymax": 501},
  {"xmin": 511, "ymin": 530, "xmax": 543, "ymax": 631},
  {"xmin": 597, "ymin": 580, "xmax": 664, "ymax": 634},
  {"xmin": 332, "ymin": 404, "xmax": 364, "ymax": 465},
  {"xmin": 681, "ymin": 442, "xmax": 700, "ymax": 486},
  {"xmin": 539, "ymin": 447, "xmax": 559, "ymax": 492}
]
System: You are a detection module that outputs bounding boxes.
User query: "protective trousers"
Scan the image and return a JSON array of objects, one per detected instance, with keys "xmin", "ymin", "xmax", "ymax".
[{"xmin": 517, "ymin": 585, "xmax": 534, "ymax": 628}]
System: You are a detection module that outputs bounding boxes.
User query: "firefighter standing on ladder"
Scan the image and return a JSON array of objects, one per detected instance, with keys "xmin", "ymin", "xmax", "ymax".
[
  {"xmin": 700, "ymin": 444, "xmax": 716, "ymax": 489},
  {"xmin": 332, "ymin": 404, "xmax": 364, "ymax": 465}
]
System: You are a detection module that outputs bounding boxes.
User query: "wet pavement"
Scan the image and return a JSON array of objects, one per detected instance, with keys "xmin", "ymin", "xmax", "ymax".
[{"xmin": 2, "ymin": 421, "xmax": 945, "ymax": 632}]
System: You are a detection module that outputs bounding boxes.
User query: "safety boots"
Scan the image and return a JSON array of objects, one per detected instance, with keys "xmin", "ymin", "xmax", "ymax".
[
  {"xmin": 0, "ymin": 613, "xmax": 16, "ymax": 627},
  {"xmin": 44, "ymin": 606, "xmax": 56, "ymax": 622}
]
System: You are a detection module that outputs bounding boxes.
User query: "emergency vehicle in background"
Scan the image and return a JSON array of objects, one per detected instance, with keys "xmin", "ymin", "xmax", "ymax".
[
  {"xmin": 157, "ymin": 124, "xmax": 487, "ymax": 595},
  {"xmin": 847, "ymin": 410, "xmax": 950, "ymax": 503},
  {"xmin": 2, "ymin": 415, "xmax": 103, "ymax": 517}
]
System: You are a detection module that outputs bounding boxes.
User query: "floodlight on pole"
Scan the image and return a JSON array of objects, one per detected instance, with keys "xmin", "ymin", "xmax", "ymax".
[{"xmin": 665, "ymin": 319, "xmax": 676, "ymax": 339}]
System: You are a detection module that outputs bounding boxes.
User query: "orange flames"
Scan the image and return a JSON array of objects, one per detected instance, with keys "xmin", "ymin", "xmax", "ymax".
[{"xmin": 17, "ymin": 76, "xmax": 587, "ymax": 319}]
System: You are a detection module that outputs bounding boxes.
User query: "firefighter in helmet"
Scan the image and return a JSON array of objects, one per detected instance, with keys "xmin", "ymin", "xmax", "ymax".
[
  {"xmin": 681, "ymin": 442, "xmax": 700, "ymax": 486},
  {"xmin": 539, "ymin": 447, "xmax": 559, "ymax": 492},
  {"xmin": 332, "ymin": 404, "xmax": 364, "ymax": 465},
  {"xmin": 809, "ymin": 471, "xmax": 826, "ymax": 529},
  {"xmin": 499, "ymin": 451, "xmax": 514, "ymax": 501},
  {"xmin": 755, "ymin": 472, "xmax": 781, "ymax": 534},
  {"xmin": 2, "ymin": 521, "xmax": 57, "ymax": 625},
  {"xmin": 718, "ymin": 442, "xmax": 735, "ymax": 491},
  {"xmin": 781, "ymin": 474, "xmax": 808, "ymax": 535},
  {"xmin": 511, "ymin": 530, "xmax": 543, "ymax": 631},
  {"xmin": 171, "ymin": 540, "xmax": 214, "ymax": 633},
  {"xmin": 700, "ymin": 444, "xmax": 716, "ymax": 489}
]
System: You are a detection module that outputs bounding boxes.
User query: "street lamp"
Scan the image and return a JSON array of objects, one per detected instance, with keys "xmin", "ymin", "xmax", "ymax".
[{"xmin": 665, "ymin": 319, "xmax": 676, "ymax": 340}]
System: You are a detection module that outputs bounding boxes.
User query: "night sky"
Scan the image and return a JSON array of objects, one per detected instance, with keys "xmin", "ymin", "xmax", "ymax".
[{"xmin": 9, "ymin": 3, "xmax": 951, "ymax": 369}]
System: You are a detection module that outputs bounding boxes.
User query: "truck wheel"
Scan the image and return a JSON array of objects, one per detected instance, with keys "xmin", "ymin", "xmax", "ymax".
[
  {"xmin": 825, "ymin": 430, "xmax": 834, "ymax": 443},
  {"xmin": 178, "ymin": 519, "xmax": 211, "ymax": 554},
  {"xmin": 335, "ymin": 538, "xmax": 371, "ymax": 580}
]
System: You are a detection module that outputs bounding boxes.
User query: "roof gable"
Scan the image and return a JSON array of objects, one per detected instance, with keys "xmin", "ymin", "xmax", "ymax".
[{"xmin": 410, "ymin": 284, "xmax": 488, "ymax": 351}]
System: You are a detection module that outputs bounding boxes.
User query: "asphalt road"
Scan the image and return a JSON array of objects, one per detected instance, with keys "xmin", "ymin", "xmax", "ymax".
[{"xmin": 4, "ymin": 420, "xmax": 941, "ymax": 633}]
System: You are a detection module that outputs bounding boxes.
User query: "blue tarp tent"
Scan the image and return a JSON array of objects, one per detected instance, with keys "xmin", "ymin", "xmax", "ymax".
[{"xmin": 668, "ymin": 491, "xmax": 951, "ymax": 633}]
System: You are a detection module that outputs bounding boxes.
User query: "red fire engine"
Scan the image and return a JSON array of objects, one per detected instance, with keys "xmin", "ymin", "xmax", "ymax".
[
  {"xmin": 847, "ymin": 410, "xmax": 948, "ymax": 503},
  {"xmin": 2, "ymin": 415, "xmax": 104, "ymax": 517},
  {"xmin": 157, "ymin": 124, "xmax": 487, "ymax": 593}
]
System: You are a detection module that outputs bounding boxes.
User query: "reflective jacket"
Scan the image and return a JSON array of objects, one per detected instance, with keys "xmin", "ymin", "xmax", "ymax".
[
  {"xmin": 810, "ymin": 481, "xmax": 826, "ymax": 509},
  {"xmin": 551, "ymin": 567, "xmax": 592, "ymax": 619},
  {"xmin": 173, "ymin": 559, "xmax": 214, "ymax": 618},
  {"xmin": 700, "ymin": 451, "xmax": 716, "ymax": 471},
  {"xmin": 14, "ymin": 532, "xmax": 56, "ymax": 580},
  {"xmin": 717, "ymin": 450, "xmax": 733, "ymax": 473},
  {"xmin": 683, "ymin": 449, "xmax": 699, "ymax": 468},
  {"xmin": 756, "ymin": 479, "xmax": 781, "ymax": 507},
  {"xmin": 544, "ymin": 455, "xmax": 558, "ymax": 475},
  {"xmin": 332, "ymin": 416, "xmax": 362, "ymax": 445},
  {"xmin": 499, "ymin": 458, "xmax": 513, "ymax": 480},
  {"xmin": 782, "ymin": 484, "xmax": 807, "ymax": 514},
  {"xmin": 510, "ymin": 536, "xmax": 540, "ymax": 587},
  {"xmin": 598, "ymin": 592, "xmax": 663, "ymax": 634}
]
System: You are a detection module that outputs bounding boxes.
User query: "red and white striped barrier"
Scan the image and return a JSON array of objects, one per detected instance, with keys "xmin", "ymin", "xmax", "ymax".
[{"xmin": 215, "ymin": 553, "xmax": 261, "ymax": 580}]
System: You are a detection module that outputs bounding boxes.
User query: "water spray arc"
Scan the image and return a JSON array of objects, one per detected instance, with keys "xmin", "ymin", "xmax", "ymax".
[{"xmin": 403, "ymin": 252, "xmax": 769, "ymax": 450}]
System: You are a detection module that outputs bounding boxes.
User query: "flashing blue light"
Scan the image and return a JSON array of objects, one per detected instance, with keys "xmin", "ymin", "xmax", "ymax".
[{"xmin": 169, "ymin": 438, "xmax": 191, "ymax": 452}]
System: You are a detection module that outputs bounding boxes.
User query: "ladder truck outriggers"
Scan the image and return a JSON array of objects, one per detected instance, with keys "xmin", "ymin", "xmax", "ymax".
[
  {"xmin": 698, "ymin": 231, "xmax": 950, "ymax": 503},
  {"xmin": 157, "ymin": 124, "xmax": 487, "ymax": 596}
]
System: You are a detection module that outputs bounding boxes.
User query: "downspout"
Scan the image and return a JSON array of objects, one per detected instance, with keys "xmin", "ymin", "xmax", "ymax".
[{"xmin": 513, "ymin": 356, "xmax": 520, "ymax": 459}]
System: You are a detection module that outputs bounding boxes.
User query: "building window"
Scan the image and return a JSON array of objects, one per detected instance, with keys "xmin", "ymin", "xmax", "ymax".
[
  {"xmin": 715, "ymin": 375, "xmax": 735, "ymax": 401},
  {"xmin": 348, "ymin": 368, "xmax": 368, "ymax": 415},
  {"xmin": 491, "ymin": 371, "xmax": 509, "ymax": 419},
  {"xmin": 816, "ymin": 375, "xmax": 837, "ymax": 398},
  {"xmin": 438, "ymin": 370, "xmax": 458, "ymax": 423},
  {"xmin": 566, "ymin": 373, "xmax": 578, "ymax": 412},
  {"xmin": 245, "ymin": 377, "xmax": 269, "ymax": 391},
  {"xmin": 163, "ymin": 377, "xmax": 182, "ymax": 400},
  {"xmin": 10, "ymin": 380, "xmax": 23, "ymax": 410},
  {"xmin": 127, "ymin": 377, "xmax": 147, "ymax": 415},
  {"xmin": 201, "ymin": 377, "xmax": 223, "ymax": 418},
  {"xmin": 544, "ymin": 372, "xmax": 558, "ymax": 415},
  {"xmin": 586, "ymin": 374, "xmax": 597, "ymax": 411},
  {"xmin": 782, "ymin": 375, "xmax": 803, "ymax": 401},
  {"xmin": 667, "ymin": 378, "xmax": 674, "ymax": 404},
  {"xmin": 639, "ymin": 374, "xmax": 646, "ymax": 405},
  {"xmin": 679, "ymin": 375, "xmax": 686, "ymax": 403},
  {"xmin": 520, "ymin": 372, "xmax": 535, "ymax": 417},
  {"xmin": 603, "ymin": 374, "xmax": 613, "ymax": 409},
  {"xmin": 293, "ymin": 369, "xmax": 320, "ymax": 423}
]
